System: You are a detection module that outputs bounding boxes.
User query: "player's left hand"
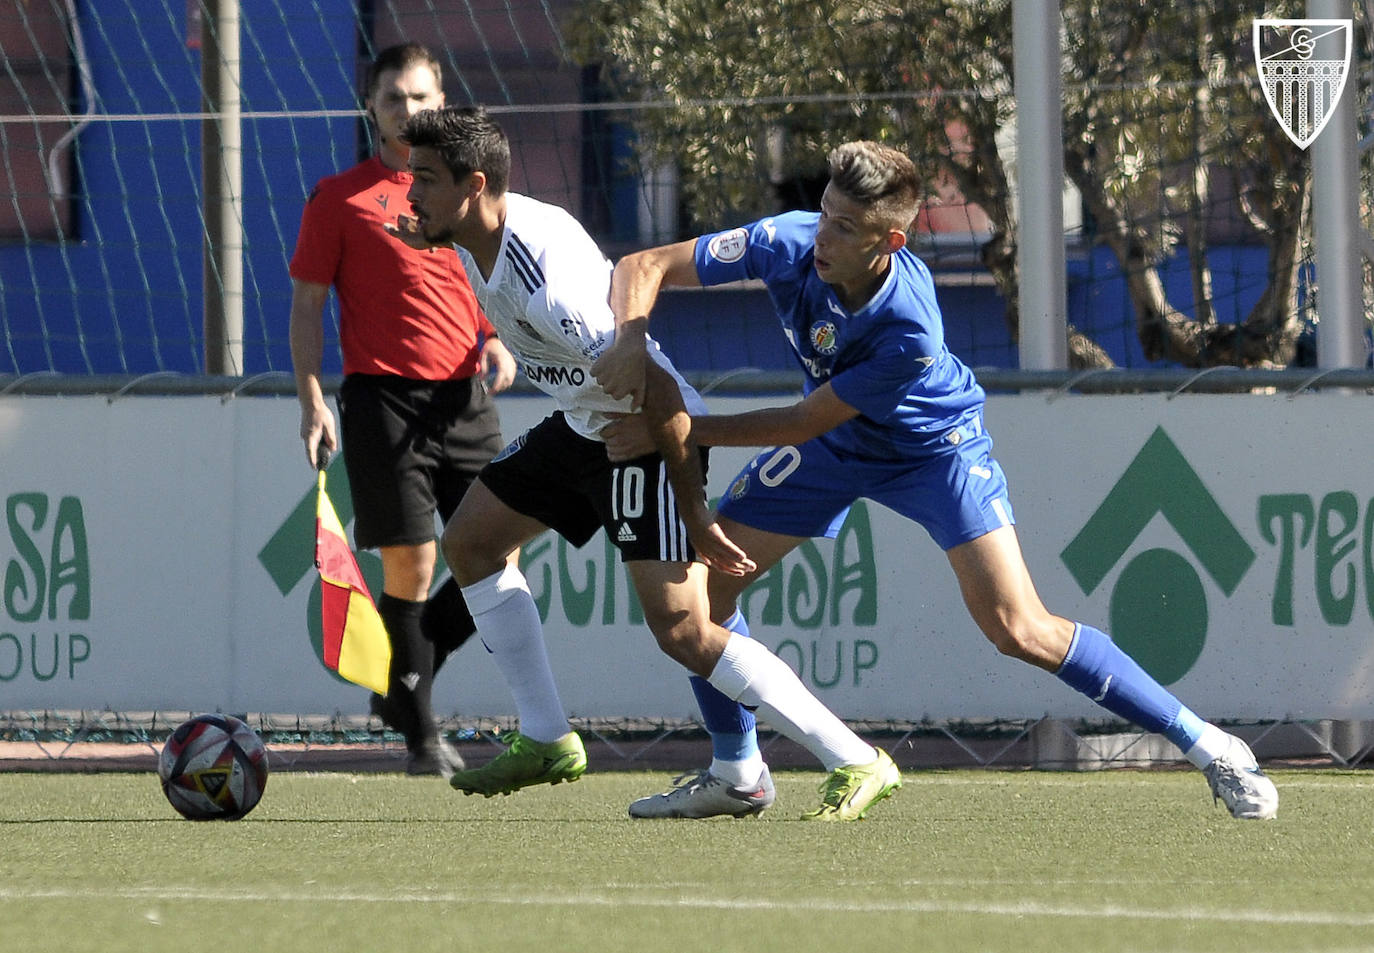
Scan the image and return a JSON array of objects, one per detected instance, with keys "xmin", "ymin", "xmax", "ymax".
[
  {"xmin": 481, "ymin": 337, "xmax": 518, "ymax": 393},
  {"xmin": 600, "ymin": 413, "xmax": 655, "ymax": 461}
]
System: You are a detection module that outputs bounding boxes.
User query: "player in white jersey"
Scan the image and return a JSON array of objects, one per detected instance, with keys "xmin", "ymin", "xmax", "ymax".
[
  {"xmin": 386, "ymin": 106, "xmax": 901, "ymax": 817},
  {"xmin": 449, "ymin": 190, "xmax": 681, "ymax": 438}
]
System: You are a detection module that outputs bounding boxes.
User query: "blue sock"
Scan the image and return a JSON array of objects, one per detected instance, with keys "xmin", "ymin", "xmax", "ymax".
[
  {"xmin": 1055, "ymin": 623, "xmax": 1204, "ymax": 750},
  {"xmin": 690, "ymin": 610, "xmax": 758, "ymax": 762}
]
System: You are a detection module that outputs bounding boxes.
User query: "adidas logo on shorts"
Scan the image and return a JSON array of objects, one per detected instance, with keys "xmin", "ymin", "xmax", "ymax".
[{"xmin": 617, "ymin": 523, "xmax": 637, "ymax": 542}]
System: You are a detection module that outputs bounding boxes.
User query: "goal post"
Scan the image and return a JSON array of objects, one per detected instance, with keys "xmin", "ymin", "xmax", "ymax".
[
  {"xmin": 201, "ymin": 0, "xmax": 244, "ymax": 375},
  {"xmin": 1308, "ymin": 0, "xmax": 1367, "ymax": 368},
  {"xmin": 1012, "ymin": 0, "xmax": 1069, "ymax": 370}
]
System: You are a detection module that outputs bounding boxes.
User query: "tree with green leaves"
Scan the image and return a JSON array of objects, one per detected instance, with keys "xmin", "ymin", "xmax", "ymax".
[{"xmin": 570, "ymin": 0, "xmax": 1352, "ymax": 368}]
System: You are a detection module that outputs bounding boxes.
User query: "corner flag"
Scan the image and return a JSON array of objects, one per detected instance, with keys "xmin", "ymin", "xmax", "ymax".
[{"xmin": 314, "ymin": 466, "xmax": 391, "ymax": 694}]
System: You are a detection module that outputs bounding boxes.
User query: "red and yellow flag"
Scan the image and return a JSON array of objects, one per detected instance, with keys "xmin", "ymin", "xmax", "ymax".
[{"xmin": 314, "ymin": 469, "xmax": 391, "ymax": 694}]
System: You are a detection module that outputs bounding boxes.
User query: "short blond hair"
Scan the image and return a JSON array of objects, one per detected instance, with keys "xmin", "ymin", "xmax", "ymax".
[{"xmin": 827, "ymin": 141, "xmax": 920, "ymax": 230}]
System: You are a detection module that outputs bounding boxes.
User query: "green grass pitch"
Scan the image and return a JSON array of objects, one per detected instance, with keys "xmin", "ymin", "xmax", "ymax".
[{"xmin": 1, "ymin": 768, "xmax": 1371, "ymax": 953}]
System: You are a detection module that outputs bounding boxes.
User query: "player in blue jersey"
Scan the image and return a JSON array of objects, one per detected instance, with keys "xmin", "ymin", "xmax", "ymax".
[{"xmin": 594, "ymin": 140, "xmax": 1278, "ymax": 821}]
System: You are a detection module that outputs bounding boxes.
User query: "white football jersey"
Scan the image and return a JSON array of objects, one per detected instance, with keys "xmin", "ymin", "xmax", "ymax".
[{"xmin": 452, "ymin": 193, "xmax": 704, "ymax": 440}]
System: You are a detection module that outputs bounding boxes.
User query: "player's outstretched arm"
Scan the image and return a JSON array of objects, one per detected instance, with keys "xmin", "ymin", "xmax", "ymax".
[
  {"xmin": 641, "ymin": 362, "xmax": 755, "ymax": 577},
  {"xmin": 603, "ymin": 383, "xmax": 862, "ymax": 460},
  {"xmin": 692, "ymin": 383, "xmax": 861, "ymax": 448}
]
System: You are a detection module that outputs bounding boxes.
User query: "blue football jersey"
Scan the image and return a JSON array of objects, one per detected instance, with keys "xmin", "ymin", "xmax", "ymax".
[{"xmin": 694, "ymin": 211, "xmax": 985, "ymax": 461}]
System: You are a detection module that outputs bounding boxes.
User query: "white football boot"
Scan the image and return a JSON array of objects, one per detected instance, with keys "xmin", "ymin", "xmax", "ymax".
[
  {"xmin": 628, "ymin": 766, "xmax": 775, "ymax": 818},
  {"xmin": 1203, "ymin": 735, "xmax": 1278, "ymax": 820}
]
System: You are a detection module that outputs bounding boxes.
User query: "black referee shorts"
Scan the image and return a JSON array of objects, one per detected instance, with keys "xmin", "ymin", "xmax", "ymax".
[
  {"xmin": 479, "ymin": 411, "xmax": 708, "ymax": 563},
  {"xmin": 338, "ymin": 373, "xmax": 503, "ymax": 549}
]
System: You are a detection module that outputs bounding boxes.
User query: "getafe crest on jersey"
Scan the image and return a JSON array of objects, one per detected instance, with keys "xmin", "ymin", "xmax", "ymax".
[
  {"xmin": 1253, "ymin": 19, "xmax": 1352, "ymax": 149},
  {"xmin": 809, "ymin": 320, "xmax": 838, "ymax": 355}
]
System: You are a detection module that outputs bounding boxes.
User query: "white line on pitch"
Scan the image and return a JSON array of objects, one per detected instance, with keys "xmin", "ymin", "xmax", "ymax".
[{"xmin": 1, "ymin": 886, "xmax": 1372, "ymax": 926}]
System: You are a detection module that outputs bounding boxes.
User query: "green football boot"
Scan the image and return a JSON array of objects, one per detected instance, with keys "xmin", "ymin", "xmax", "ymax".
[
  {"xmin": 800, "ymin": 747, "xmax": 901, "ymax": 821},
  {"xmin": 449, "ymin": 730, "xmax": 587, "ymax": 797}
]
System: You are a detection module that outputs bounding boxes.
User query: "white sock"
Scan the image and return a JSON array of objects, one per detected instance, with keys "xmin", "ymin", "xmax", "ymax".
[
  {"xmin": 709, "ymin": 756, "xmax": 765, "ymax": 788},
  {"xmin": 460, "ymin": 564, "xmax": 569, "ymax": 743},
  {"xmin": 1183, "ymin": 723, "xmax": 1232, "ymax": 769},
  {"xmin": 707, "ymin": 633, "xmax": 875, "ymax": 772}
]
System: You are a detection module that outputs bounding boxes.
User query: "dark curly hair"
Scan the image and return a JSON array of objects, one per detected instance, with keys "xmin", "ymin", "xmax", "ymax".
[{"xmin": 401, "ymin": 106, "xmax": 511, "ymax": 196}]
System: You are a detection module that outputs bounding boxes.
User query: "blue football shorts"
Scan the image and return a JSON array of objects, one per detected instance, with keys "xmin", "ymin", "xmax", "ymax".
[{"xmin": 715, "ymin": 418, "xmax": 1014, "ymax": 552}]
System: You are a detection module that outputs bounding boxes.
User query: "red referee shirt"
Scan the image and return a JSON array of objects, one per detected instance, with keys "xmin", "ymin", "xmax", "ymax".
[{"xmin": 289, "ymin": 156, "xmax": 494, "ymax": 380}]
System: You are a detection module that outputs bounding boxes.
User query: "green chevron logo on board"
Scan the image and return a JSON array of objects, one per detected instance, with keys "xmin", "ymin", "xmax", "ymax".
[{"xmin": 1061, "ymin": 427, "xmax": 1255, "ymax": 685}]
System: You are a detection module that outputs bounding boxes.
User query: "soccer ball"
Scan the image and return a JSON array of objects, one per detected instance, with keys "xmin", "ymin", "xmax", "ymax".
[{"xmin": 158, "ymin": 714, "xmax": 269, "ymax": 820}]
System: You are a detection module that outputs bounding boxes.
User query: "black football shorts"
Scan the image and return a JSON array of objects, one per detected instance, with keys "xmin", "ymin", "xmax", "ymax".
[
  {"xmin": 478, "ymin": 411, "xmax": 708, "ymax": 563},
  {"xmin": 339, "ymin": 373, "xmax": 503, "ymax": 549}
]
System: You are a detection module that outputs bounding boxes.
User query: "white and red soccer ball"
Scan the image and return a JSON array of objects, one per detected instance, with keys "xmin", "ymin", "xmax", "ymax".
[{"xmin": 158, "ymin": 714, "xmax": 269, "ymax": 820}]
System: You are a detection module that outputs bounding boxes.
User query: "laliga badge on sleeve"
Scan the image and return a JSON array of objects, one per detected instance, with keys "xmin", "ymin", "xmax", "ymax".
[
  {"xmin": 707, "ymin": 228, "xmax": 749, "ymax": 263},
  {"xmin": 1253, "ymin": 19, "xmax": 1352, "ymax": 150}
]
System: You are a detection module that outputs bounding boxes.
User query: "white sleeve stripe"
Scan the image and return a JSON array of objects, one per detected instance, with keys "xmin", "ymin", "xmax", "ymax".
[{"xmin": 991, "ymin": 497, "xmax": 1012, "ymax": 529}]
